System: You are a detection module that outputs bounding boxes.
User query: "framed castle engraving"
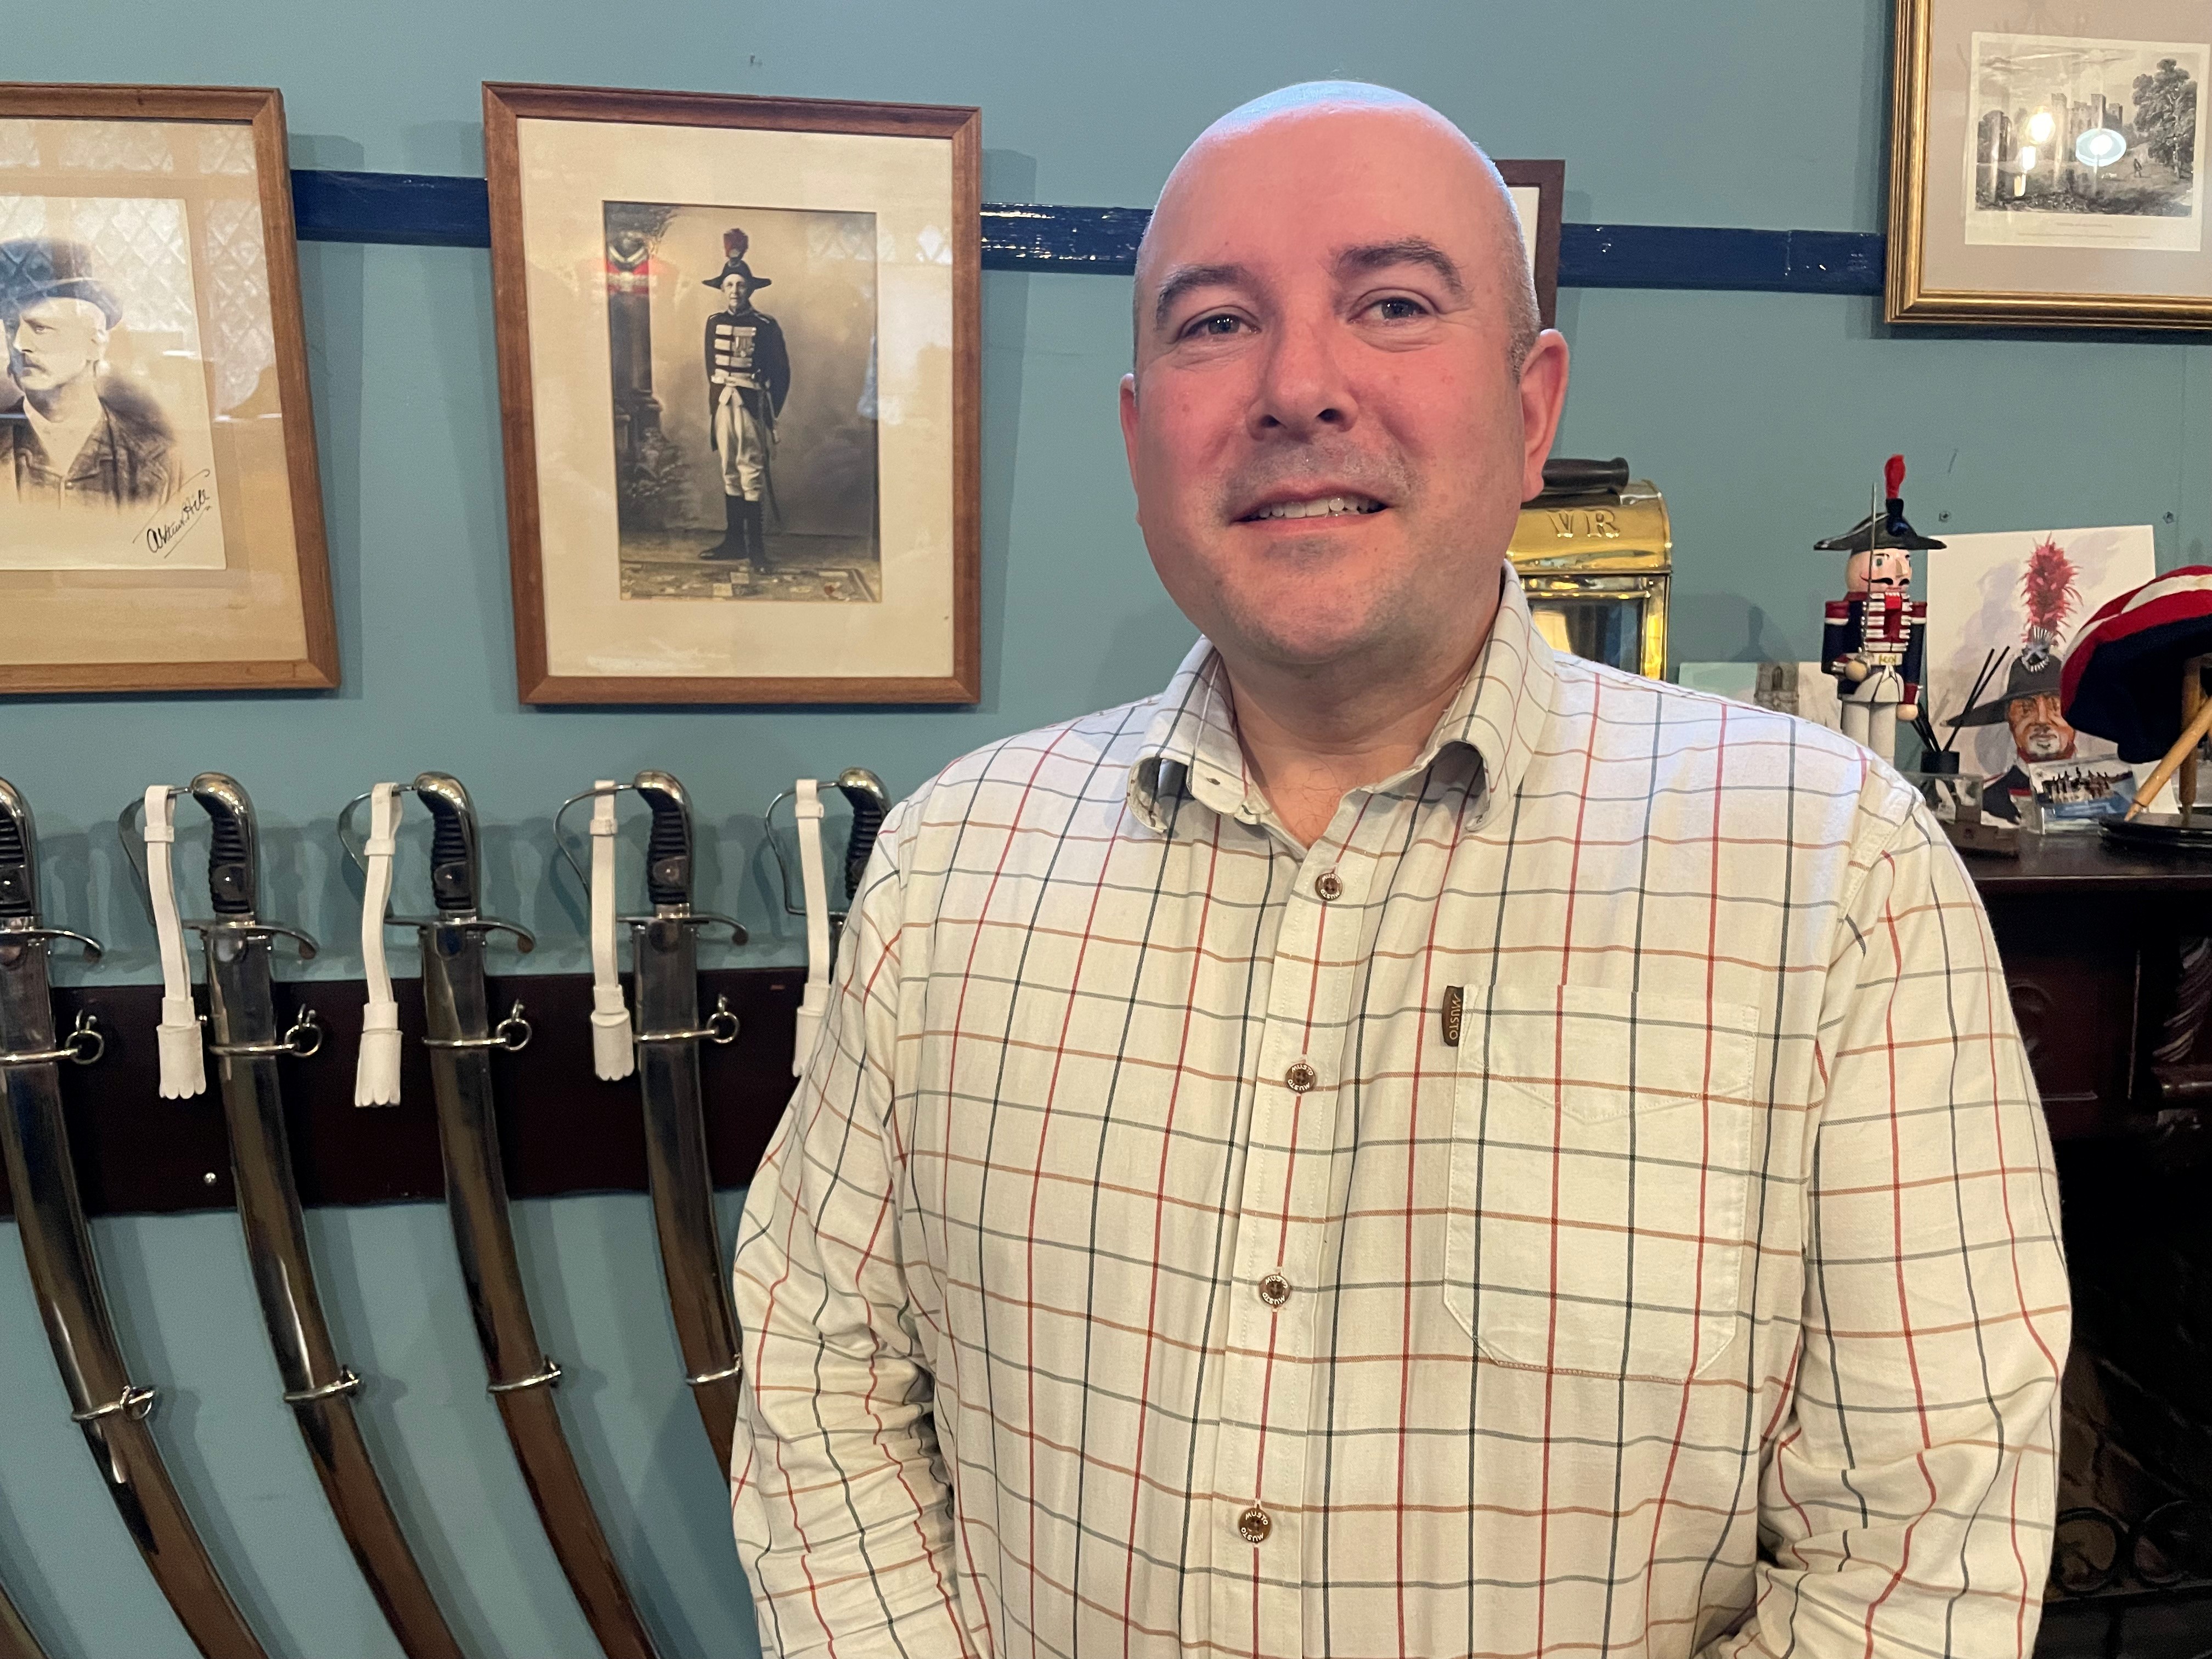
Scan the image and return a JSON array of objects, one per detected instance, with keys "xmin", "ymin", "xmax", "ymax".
[
  {"xmin": 1889, "ymin": 0, "xmax": 2212, "ymax": 326},
  {"xmin": 0, "ymin": 83, "xmax": 336, "ymax": 692},
  {"xmin": 485, "ymin": 82, "xmax": 981, "ymax": 704}
]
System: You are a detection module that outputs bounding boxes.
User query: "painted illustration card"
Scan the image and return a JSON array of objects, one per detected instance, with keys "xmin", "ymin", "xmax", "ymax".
[{"xmin": 1923, "ymin": 524, "xmax": 2156, "ymax": 819}]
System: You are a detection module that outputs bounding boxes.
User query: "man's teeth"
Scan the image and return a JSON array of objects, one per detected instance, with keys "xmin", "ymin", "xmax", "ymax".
[{"xmin": 1250, "ymin": 495, "xmax": 1383, "ymax": 521}]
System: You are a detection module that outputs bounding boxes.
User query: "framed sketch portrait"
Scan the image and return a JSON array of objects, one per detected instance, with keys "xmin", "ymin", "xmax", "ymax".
[
  {"xmin": 0, "ymin": 83, "xmax": 336, "ymax": 692},
  {"xmin": 484, "ymin": 83, "xmax": 980, "ymax": 704},
  {"xmin": 1889, "ymin": 0, "xmax": 2212, "ymax": 326},
  {"xmin": 1495, "ymin": 160, "xmax": 1565, "ymax": 330}
]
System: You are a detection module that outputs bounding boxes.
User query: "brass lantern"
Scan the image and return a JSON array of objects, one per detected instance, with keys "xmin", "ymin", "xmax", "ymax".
[{"xmin": 1508, "ymin": 458, "xmax": 1671, "ymax": 680}]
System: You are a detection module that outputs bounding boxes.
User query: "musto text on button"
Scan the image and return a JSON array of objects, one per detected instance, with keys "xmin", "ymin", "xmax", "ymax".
[
  {"xmin": 1237, "ymin": 1506, "xmax": 1272, "ymax": 1543},
  {"xmin": 1284, "ymin": 1061, "xmax": 1316, "ymax": 1093},
  {"xmin": 1257, "ymin": 1272, "xmax": 1291, "ymax": 1307}
]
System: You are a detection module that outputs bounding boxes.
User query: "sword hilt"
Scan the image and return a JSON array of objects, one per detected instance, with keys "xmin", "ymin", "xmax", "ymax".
[
  {"xmin": 634, "ymin": 770, "xmax": 694, "ymax": 909},
  {"xmin": 190, "ymin": 772, "xmax": 258, "ymax": 917},
  {"xmin": 412, "ymin": 772, "xmax": 481, "ymax": 917},
  {"xmin": 0, "ymin": 775, "xmax": 36, "ymax": 922},
  {"xmin": 834, "ymin": 768, "xmax": 888, "ymax": 902}
]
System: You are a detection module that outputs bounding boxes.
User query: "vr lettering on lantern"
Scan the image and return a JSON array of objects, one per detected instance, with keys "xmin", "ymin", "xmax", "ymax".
[
  {"xmin": 1546, "ymin": 507, "xmax": 1620, "ymax": 540},
  {"xmin": 143, "ymin": 473, "xmax": 215, "ymax": 559}
]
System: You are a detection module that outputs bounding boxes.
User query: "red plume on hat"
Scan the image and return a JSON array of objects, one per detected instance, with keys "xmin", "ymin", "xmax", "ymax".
[
  {"xmin": 723, "ymin": 228, "xmax": 749, "ymax": 260},
  {"xmin": 2020, "ymin": 536, "xmax": 2080, "ymax": 667}
]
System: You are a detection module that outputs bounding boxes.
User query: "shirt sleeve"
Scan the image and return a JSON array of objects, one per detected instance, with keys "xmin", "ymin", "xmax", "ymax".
[
  {"xmin": 1713, "ymin": 793, "xmax": 2070, "ymax": 1657},
  {"xmin": 730, "ymin": 805, "xmax": 975, "ymax": 1658}
]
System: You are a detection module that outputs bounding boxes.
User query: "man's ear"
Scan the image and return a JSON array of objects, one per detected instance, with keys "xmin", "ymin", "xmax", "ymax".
[
  {"xmin": 1516, "ymin": 330, "xmax": 1570, "ymax": 505},
  {"xmin": 1119, "ymin": 372, "xmax": 1141, "ymax": 492}
]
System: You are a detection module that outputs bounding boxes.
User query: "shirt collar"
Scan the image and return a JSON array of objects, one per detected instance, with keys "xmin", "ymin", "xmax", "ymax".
[{"xmin": 1128, "ymin": 563, "xmax": 1559, "ymax": 834}]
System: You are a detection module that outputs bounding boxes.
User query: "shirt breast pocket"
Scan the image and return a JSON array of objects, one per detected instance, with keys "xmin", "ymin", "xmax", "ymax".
[{"xmin": 1443, "ymin": 983, "xmax": 1759, "ymax": 1381}]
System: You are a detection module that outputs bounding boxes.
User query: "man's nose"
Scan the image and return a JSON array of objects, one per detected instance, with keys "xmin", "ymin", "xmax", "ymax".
[{"xmin": 1248, "ymin": 309, "xmax": 1356, "ymax": 439}]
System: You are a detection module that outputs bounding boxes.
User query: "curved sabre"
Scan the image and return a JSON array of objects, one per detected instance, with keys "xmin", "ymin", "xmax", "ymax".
[
  {"xmin": 170, "ymin": 775, "xmax": 472, "ymax": 1659},
  {"xmin": 394, "ymin": 774, "xmax": 664, "ymax": 1659},
  {"xmin": 0, "ymin": 1578, "xmax": 53, "ymax": 1659},
  {"xmin": 565, "ymin": 772, "xmax": 748, "ymax": 1474},
  {"xmin": 0, "ymin": 777, "xmax": 272, "ymax": 1659}
]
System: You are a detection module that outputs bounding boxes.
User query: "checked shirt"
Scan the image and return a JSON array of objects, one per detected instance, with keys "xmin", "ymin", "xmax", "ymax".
[{"xmin": 730, "ymin": 569, "xmax": 2069, "ymax": 1659}]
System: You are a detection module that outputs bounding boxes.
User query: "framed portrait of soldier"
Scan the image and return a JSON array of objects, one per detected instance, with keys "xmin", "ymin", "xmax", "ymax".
[
  {"xmin": 1889, "ymin": 0, "xmax": 2212, "ymax": 326},
  {"xmin": 0, "ymin": 83, "xmax": 337, "ymax": 692},
  {"xmin": 484, "ymin": 83, "xmax": 980, "ymax": 704}
]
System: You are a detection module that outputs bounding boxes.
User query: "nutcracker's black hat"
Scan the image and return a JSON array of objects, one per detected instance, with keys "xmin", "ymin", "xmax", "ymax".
[
  {"xmin": 0, "ymin": 238, "xmax": 123, "ymax": 328},
  {"xmin": 1949, "ymin": 654, "xmax": 2062, "ymax": 728},
  {"xmin": 703, "ymin": 257, "xmax": 771, "ymax": 292},
  {"xmin": 1814, "ymin": 499, "xmax": 1946, "ymax": 555}
]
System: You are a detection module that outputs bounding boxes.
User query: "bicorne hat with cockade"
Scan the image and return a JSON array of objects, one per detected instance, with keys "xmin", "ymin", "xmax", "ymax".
[
  {"xmin": 701, "ymin": 225, "xmax": 772, "ymax": 292},
  {"xmin": 1814, "ymin": 454, "xmax": 1946, "ymax": 554},
  {"xmin": 0, "ymin": 238, "xmax": 124, "ymax": 328}
]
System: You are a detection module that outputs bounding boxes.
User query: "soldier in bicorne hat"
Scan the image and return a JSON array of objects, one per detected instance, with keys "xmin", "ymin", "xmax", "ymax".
[
  {"xmin": 0, "ymin": 236, "xmax": 178, "ymax": 510},
  {"xmin": 1816, "ymin": 453, "xmax": 1940, "ymax": 765},
  {"xmin": 1949, "ymin": 654, "xmax": 2077, "ymax": 822},
  {"xmin": 698, "ymin": 228, "xmax": 791, "ymax": 568}
]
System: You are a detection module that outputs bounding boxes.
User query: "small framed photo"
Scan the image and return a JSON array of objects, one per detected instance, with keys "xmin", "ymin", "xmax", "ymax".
[
  {"xmin": 1889, "ymin": 0, "xmax": 2212, "ymax": 326},
  {"xmin": 0, "ymin": 83, "xmax": 337, "ymax": 692},
  {"xmin": 484, "ymin": 82, "xmax": 981, "ymax": 704}
]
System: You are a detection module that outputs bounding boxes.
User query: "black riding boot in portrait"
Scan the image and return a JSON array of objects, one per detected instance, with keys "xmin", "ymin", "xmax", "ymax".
[
  {"xmin": 701, "ymin": 492, "xmax": 746, "ymax": 561},
  {"xmin": 739, "ymin": 498, "xmax": 766, "ymax": 566}
]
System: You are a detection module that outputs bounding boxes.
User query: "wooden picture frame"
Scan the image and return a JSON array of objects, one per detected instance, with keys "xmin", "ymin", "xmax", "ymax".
[
  {"xmin": 1496, "ymin": 159, "xmax": 1566, "ymax": 330},
  {"xmin": 1888, "ymin": 0, "xmax": 2212, "ymax": 328},
  {"xmin": 484, "ymin": 82, "xmax": 981, "ymax": 704},
  {"xmin": 0, "ymin": 83, "xmax": 337, "ymax": 692}
]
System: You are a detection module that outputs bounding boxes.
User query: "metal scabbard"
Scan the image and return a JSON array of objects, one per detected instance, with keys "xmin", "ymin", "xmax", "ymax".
[
  {"xmin": 618, "ymin": 774, "xmax": 746, "ymax": 1471},
  {"xmin": 0, "ymin": 1577, "xmax": 53, "ymax": 1659},
  {"xmin": 406, "ymin": 774, "xmax": 663, "ymax": 1659},
  {"xmin": 0, "ymin": 778, "xmax": 273, "ymax": 1659},
  {"xmin": 182, "ymin": 775, "xmax": 471, "ymax": 1659}
]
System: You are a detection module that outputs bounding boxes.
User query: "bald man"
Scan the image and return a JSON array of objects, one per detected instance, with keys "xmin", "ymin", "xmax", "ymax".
[{"xmin": 731, "ymin": 84, "xmax": 2066, "ymax": 1658}]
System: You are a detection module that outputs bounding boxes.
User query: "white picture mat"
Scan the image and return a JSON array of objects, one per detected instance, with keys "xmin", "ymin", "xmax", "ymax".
[{"xmin": 517, "ymin": 117, "xmax": 956, "ymax": 680}]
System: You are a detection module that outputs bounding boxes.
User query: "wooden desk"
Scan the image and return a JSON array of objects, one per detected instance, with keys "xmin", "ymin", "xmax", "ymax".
[{"xmin": 1970, "ymin": 835, "xmax": 2212, "ymax": 1146}]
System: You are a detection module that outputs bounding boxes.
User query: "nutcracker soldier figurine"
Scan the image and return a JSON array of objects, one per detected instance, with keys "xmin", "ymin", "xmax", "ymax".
[{"xmin": 1816, "ymin": 454, "xmax": 1941, "ymax": 765}]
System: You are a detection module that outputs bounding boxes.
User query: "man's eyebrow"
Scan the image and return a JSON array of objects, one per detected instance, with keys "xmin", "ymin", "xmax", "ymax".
[
  {"xmin": 1151, "ymin": 262, "xmax": 1251, "ymax": 331},
  {"xmin": 1333, "ymin": 238, "xmax": 1467, "ymax": 300}
]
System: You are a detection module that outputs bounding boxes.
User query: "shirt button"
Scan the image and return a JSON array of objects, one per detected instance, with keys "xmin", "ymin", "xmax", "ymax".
[
  {"xmin": 1237, "ymin": 1505, "xmax": 1272, "ymax": 1544},
  {"xmin": 1257, "ymin": 1272, "xmax": 1291, "ymax": 1307},
  {"xmin": 1284, "ymin": 1060, "xmax": 1317, "ymax": 1093},
  {"xmin": 1314, "ymin": 870, "xmax": 1342, "ymax": 901}
]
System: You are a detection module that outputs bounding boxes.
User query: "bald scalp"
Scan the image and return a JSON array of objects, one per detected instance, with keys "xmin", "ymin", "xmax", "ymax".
[{"xmin": 1132, "ymin": 81, "xmax": 1541, "ymax": 375}]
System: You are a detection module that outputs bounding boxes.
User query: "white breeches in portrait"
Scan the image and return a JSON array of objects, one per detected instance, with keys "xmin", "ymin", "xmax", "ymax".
[
  {"xmin": 714, "ymin": 386, "xmax": 770, "ymax": 501},
  {"xmin": 1838, "ymin": 666, "xmax": 1903, "ymax": 759}
]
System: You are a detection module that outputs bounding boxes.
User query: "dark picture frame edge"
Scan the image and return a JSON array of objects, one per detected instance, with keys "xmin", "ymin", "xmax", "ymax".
[
  {"xmin": 1494, "ymin": 159, "xmax": 1565, "ymax": 330},
  {"xmin": 484, "ymin": 81, "xmax": 983, "ymax": 706},
  {"xmin": 0, "ymin": 81, "xmax": 339, "ymax": 693}
]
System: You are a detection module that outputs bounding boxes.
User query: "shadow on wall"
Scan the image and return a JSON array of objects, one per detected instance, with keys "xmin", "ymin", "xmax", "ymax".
[{"xmin": 1669, "ymin": 593, "xmax": 1805, "ymax": 668}]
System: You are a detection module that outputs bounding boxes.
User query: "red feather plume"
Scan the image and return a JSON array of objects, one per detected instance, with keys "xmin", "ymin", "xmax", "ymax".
[
  {"xmin": 723, "ymin": 227, "xmax": 749, "ymax": 259},
  {"xmin": 2019, "ymin": 537, "xmax": 2080, "ymax": 644},
  {"xmin": 1883, "ymin": 454, "xmax": 1906, "ymax": 498}
]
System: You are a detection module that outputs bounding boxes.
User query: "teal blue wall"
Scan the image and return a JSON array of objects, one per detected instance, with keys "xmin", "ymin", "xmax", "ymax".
[{"xmin": 2, "ymin": 1, "xmax": 2204, "ymax": 1654}]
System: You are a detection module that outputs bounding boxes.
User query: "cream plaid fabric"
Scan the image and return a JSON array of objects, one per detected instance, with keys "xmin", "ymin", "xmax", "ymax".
[{"xmin": 731, "ymin": 569, "xmax": 2069, "ymax": 1659}]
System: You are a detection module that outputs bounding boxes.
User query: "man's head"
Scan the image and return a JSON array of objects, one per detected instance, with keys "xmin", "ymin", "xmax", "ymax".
[
  {"xmin": 1, "ymin": 238, "xmax": 122, "ymax": 398},
  {"xmin": 8, "ymin": 295, "xmax": 109, "ymax": 394},
  {"xmin": 1119, "ymin": 82, "xmax": 1568, "ymax": 682},
  {"xmin": 719, "ymin": 270, "xmax": 751, "ymax": 313},
  {"xmin": 2006, "ymin": 690, "xmax": 2076, "ymax": 763}
]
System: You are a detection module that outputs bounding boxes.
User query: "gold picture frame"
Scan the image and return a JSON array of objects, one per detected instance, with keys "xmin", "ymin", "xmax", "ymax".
[
  {"xmin": 1888, "ymin": 0, "xmax": 2212, "ymax": 328},
  {"xmin": 0, "ymin": 83, "xmax": 337, "ymax": 692},
  {"xmin": 484, "ymin": 82, "xmax": 981, "ymax": 705}
]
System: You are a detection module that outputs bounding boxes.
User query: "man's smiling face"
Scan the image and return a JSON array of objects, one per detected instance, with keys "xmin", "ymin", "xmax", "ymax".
[{"xmin": 1119, "ymin": 96, "xmax": 1564, "ymax": 677}]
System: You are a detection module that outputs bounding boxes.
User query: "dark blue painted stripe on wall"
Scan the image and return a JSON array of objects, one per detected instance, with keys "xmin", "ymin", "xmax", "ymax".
[{"xmin": 289, "ymin": 168, "xmax": 1888, "ymax": 297}]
